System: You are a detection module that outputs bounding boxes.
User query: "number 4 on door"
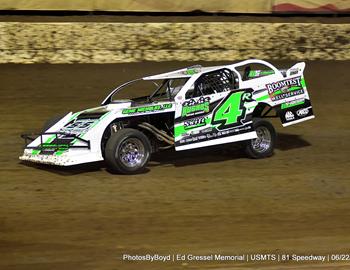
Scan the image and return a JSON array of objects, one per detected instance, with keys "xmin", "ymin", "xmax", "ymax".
[{"xmin": 211, "ymin": 91, "xmax": 248, "ymax": 130}]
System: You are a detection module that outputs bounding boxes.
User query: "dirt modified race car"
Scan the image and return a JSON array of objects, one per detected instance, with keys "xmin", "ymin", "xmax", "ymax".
[{"xmin": 20, "ymin": 59, "xmax": 314, "ymax": 174}]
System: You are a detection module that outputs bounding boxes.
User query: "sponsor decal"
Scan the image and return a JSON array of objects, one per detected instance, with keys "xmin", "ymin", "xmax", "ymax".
[
  {"xmin": 42, "ymin": 143, "xmax": 69, "ymax": 149},
  {"xmin": 285, "ymin": 111, "xmax": 295, "ymax": 121},
  {"xmin": 266, "ymin": 76, "xmax": 304, "ymax": 101},
  {"xmin": 281, "ymin": 99, "xmax": 305, "ymax": 109},
  {"xmin": 178, "ymin": 124, "xmax": 252, "ymax": 145},
  {"xmin": 182, "ymin": 66, "xmax": 202, "ymax": 75},
  {"xmin": 122, "ymin": 103, "xmax": 172, "ymax": 115},
  {"xmin": 60, "ymin": 112, "xmax": 111, "ymax": 136},
  {"xmin": 297, "ymin": 108, "xmax": 309, "ymax": 117},
  {"xmin": 248, "ymin": 70, "xmax": 274, "ymax": 78},
  {"xmin": 61, "ymin": 118, "xmax": 96, "ymax": 135},
  {"xmin": 184, "ymin": 117, "xmax": 208, "ymax": 130},
  {"xmin": 181, "ymin": 97, "xmax": 210, "ymax": 117}
]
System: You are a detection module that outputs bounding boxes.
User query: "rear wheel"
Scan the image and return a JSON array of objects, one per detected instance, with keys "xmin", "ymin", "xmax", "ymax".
[
  {"xmin": 105, "ymin": 128, "xmax": 151, "ymax": 174},
  {"xmin": 245, "ymin": 119, "xmax": 276, "ymax": 159}
]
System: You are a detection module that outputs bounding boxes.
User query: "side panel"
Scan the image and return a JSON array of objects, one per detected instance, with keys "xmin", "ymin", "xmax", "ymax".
[
  {"xmin": 239, "ymin": 62, "xmax": 315, "ymax": 127},
  {"xmin": 269, "ymin": 74, "xmax": 315, "ymax": 126},
  {"xmin": 174, "ymin": 89, "xmax": 257, "ymax": 151}
]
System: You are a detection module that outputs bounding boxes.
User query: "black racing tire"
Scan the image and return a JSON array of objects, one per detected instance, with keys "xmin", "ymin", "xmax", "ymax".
[
  {"xmin": 41, "ymin": 114, "xmax": 64, "ymax": 133},
  {"xmin": 105, "ymin": 128, "xmax": 151, "ymax": 174},
  {"xmin": 245, "ymin": 119, "xmax": 276, "ymax": 159}
]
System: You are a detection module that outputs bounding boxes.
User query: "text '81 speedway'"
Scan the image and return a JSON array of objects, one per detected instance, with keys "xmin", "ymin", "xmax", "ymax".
[{"xmin": 20, "ymin": 59, "xmax": 314, "ymax": 174}]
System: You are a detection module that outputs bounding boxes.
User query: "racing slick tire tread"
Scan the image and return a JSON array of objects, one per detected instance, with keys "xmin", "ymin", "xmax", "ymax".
[
  {"xmin": 245, "ymin": 119, "xmax": 276, "ymax": 159},
  {"xmin": 105, "ymin": 128, "xmax": 151, "ymax": 174}
]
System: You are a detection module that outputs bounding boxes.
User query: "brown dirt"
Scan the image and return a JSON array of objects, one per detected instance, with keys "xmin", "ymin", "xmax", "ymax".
[{"xmin": 0, "ymin": 60, "xmax": 349, "ymax": 270}]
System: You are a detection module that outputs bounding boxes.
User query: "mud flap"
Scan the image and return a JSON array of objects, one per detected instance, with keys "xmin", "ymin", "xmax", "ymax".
[{"xmin": 277, "ymin": 98, "xmax": 315, "ymax": 127}]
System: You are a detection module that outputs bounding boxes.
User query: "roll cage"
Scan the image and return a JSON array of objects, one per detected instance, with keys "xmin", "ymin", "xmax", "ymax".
[
  {"xmin": 101, "ymin": 60, "xmax": 287, "ymax": 106},
  {"xmin": 101, "ymin": 77, "xmax": 189, "ymax": 105}
]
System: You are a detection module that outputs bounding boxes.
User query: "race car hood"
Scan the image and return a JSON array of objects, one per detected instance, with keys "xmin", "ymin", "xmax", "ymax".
[
  {"xmin": 57, "ymin": 103, "xmax": 127, "ymax": 137},
  {"xmin": 59, "ymin": 99, "xmax": 175, "ymax": 137}
]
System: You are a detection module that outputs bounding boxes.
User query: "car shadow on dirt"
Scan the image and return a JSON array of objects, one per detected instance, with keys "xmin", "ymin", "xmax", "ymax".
[
  {"xmin": 275, "ymin": 133, "xmax": 311, "ymax": 151},
  {"xmin": 150, "ymin": 133, "xmax": 311, "ymax": 167},
  {"xmin": 19, "ymin": 160, "xmax": 106, "ymax": 176},
  {"xmin": 19, "ymin": 133, "xmax": 311, "ymax": 175}
]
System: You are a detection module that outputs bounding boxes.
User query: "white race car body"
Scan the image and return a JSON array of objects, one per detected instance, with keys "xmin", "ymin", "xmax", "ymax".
[{"xmin": 20, "ymin": 59, "xmax": 314, "ymax": 166}]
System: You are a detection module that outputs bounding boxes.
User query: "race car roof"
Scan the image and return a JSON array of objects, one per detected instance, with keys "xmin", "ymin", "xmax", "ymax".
[{"xmin": 143, "ymin": 65, "xmax": 226, "ymax": 80}]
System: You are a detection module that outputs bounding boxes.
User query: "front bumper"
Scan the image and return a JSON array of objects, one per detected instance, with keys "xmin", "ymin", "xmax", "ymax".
[
  {"xmin": 20, "ymin": 152, "xmax": 73, "ymax": 166},
  {"xmin": 19, "ymin": 131, "xmax": 100, "ymax": 166},
  {"xmin": 19, "ymin": 150, "xmax": 103, "ymax": 166}
]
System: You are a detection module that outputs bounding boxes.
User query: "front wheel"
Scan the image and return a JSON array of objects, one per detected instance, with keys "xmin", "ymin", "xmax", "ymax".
[
  {"xmin": 105, "ymin": 128, "xmax": 151, "ymax": 174},
  {"xmin": 245, "ymin": 119, "xmax": 276, "ymax": 159}
]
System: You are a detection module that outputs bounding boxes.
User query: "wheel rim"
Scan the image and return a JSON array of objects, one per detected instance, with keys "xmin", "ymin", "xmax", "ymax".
[
  {"xmin": 251, "ymin": 126, "xmax": 272, "ymax": 153},
  {"xmin": 118, "ymin": 138, "xmax": 145, "ymax": 168}
]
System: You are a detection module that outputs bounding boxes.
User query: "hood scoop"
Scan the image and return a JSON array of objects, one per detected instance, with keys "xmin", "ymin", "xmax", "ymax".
[{"xmin": 78, "ymin": 106, "xmax": 109, "ymax": 119}]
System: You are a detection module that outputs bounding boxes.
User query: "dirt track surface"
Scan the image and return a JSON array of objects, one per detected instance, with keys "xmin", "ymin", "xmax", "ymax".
[{"xmin": 0, "ymin": 61, "xmax": 349, "ymax": 270}]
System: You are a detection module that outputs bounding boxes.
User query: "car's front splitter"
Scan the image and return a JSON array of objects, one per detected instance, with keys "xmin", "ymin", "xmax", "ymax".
[{"xmin": 19, "ymin": 150, "xmax": 103, "ymax": 166}]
